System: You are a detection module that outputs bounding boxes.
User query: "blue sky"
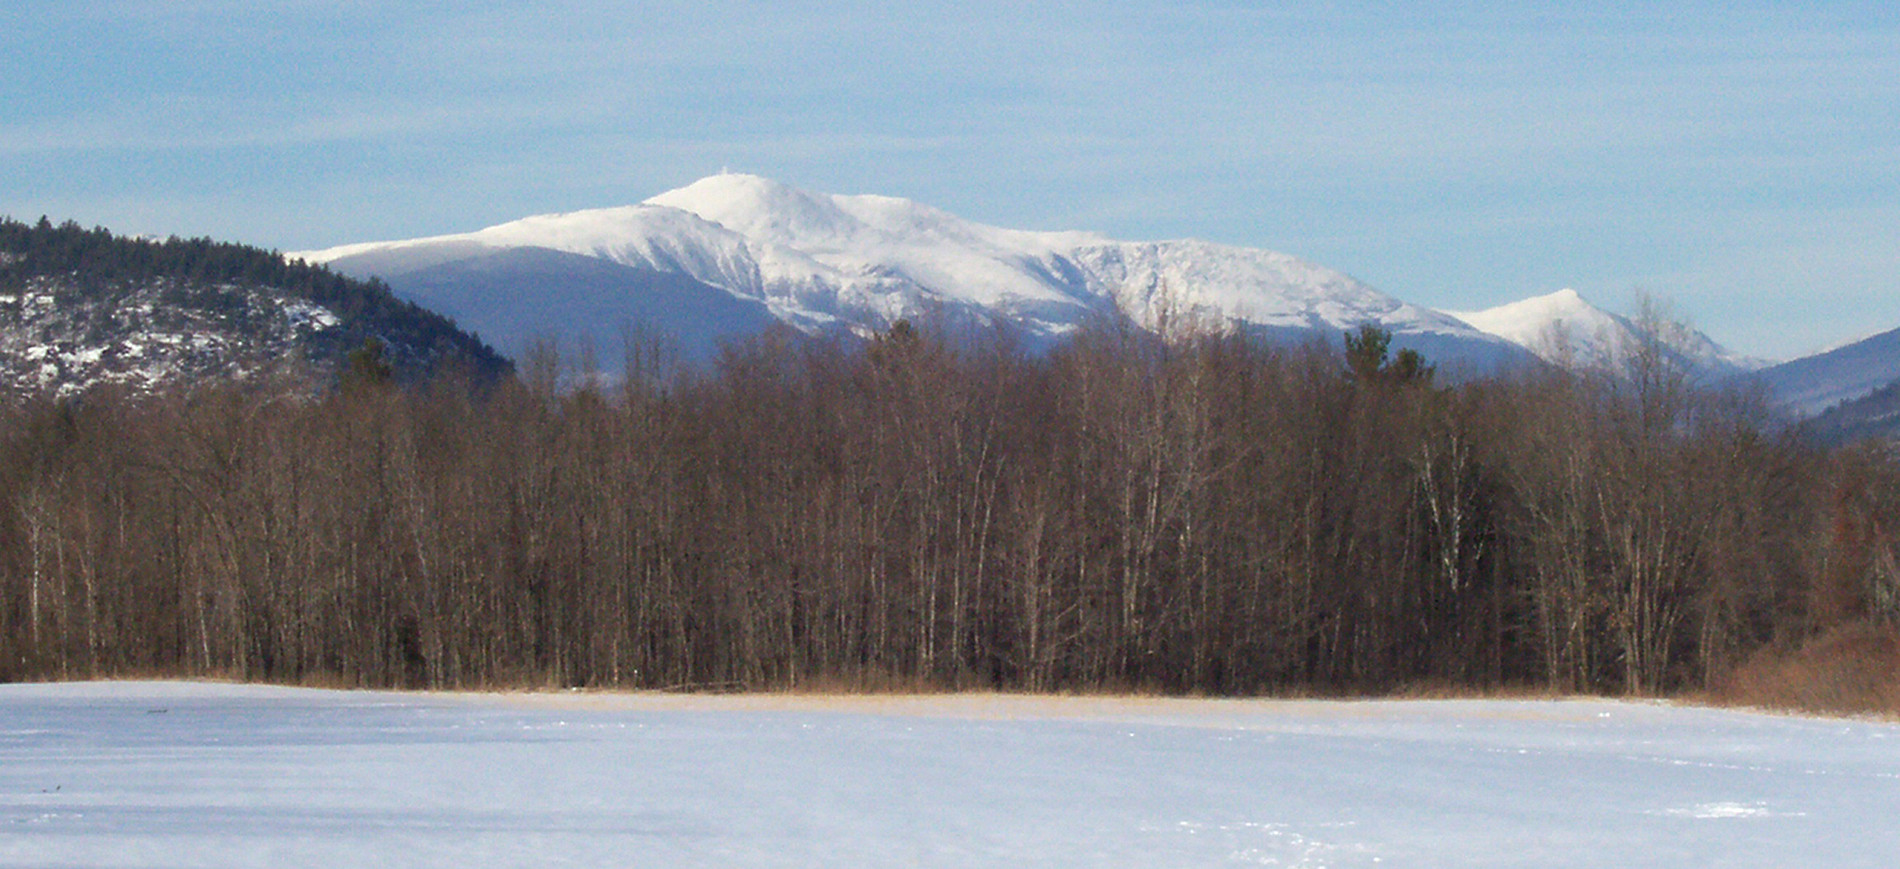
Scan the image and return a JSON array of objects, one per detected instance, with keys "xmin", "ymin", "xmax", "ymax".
[{"xmin": 4, "ymin": 2, "xmax": 1895, "ymax": 359}]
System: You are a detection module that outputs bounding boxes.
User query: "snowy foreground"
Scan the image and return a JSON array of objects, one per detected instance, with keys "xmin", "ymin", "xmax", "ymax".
[{"xmin": 3, "ymin": 683, "xmax": 1896, "ymax": 868}]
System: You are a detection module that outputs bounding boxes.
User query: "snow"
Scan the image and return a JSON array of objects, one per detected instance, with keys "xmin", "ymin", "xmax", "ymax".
[
  {"xmin": 1448, "ymin": 289, "xmax": 1766, "ymax": 379},
  {"xmin": 281, "ymin": 299, "xmax": 341, "ymax": 331},
  {"xmin": 61, "ymin": 346, "xmax": 106, "ymax": 367},
  {"xmin": 290, "ymin": 174, "xmax": 1520, "ymax": 359},
  {"xmin": 0, "ymin": 275, "xmax": 348, "ymax": 395},
  {"xmin": 2, "ymin": 682, "xmax": 1895, "ymax": 868},
  {"xmin": 1447, "ymin": 289, "xmax": 1627, "ymax": 368}
]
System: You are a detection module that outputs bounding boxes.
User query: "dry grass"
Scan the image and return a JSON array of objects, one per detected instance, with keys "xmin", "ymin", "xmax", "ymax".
[
  {"xmin": 1383, "ymin": 680, "xmax": 1569, "ymax": 702},
  {"xmin": 1704, "ymin": 621, "xmax": 1900, "ymax": 719},
  {"xmin": 40, "ymin": 651, "xmax": 1900, "ymax": 723}
]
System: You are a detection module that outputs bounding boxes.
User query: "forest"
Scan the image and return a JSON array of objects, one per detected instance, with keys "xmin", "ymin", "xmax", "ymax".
[
  {"xmin": 1, "ymin": 314, "xmax": 1897, "ymax": 706},
  {"xmin": 0, "ymin": 217, "xmax": 510, "ymax": 384}
]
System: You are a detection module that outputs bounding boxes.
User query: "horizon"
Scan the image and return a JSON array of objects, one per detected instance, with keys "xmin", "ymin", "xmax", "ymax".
[{"xmin": 6, "ymin": 3, "xmax": 1896, "ymax": 360}]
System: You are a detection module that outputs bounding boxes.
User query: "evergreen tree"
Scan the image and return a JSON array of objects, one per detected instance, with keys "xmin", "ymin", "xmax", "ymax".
[{"xmin": 344, "ymin": 337, "xmax": 395, "ymax": 390}]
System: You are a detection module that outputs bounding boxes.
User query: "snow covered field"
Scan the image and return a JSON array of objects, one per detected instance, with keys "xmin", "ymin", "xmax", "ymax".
[{"xmin": 3, "ymin": 683, "xmax": 1895, "ymax": 867}]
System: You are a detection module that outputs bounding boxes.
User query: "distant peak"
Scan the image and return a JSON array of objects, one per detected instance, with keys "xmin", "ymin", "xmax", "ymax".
[
  {"xmin": 1509, "ymin": 288, "xmax": 1591, "ymax": 310},
  {"xmin": 645, "ymin": 174, "xmax": 861, "ymax": 245},
  {"xmin": 649, "ymin": 172, "xmax": 808, "ymax": 203}
]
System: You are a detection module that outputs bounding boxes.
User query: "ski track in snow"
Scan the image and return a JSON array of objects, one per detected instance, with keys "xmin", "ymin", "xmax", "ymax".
[{"xmin": 1, "ymin": 682, "xmax": 1896, "ymax": 868}]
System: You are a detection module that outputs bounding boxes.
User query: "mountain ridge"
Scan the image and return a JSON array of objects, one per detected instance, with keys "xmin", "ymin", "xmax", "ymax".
[
  {"xmin": 1747, "ymin": 326, "xmax": 1900, "ymax": 418},
  {"xmin": 297, "ymin": 173, "xmax": 1899, "ymax": 423},
  {"xmin": 295, "ymin": 173, "xmax": 1532, "ymax": 371}
]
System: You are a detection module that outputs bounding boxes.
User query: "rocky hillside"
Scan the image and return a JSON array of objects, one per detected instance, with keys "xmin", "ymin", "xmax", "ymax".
[{"xmin": 0, "ymin": 218, "xmax": 510, "ymax": 396}]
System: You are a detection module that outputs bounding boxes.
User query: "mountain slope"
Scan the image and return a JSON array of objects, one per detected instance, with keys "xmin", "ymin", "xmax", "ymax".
[
  {"xmin": 1750, "ymin": 327, "xmax": 1900, "ymax": 417},
  {"xmin": 392, "ymin": 246, "xmax": 779, "ymax": 367},
  {"xmin": 0, "ymin": 218, "xmax": 509, "ymax": 395},
  {"xmin": 296, "ymin": 174, "xmax": 1533, "ymax": 371},
  {"xmin": 1446, "ymin": 289, "xmax": 1765, "ymax": 381},
  {"xmin": 1802, "ymin": 377, "xmax": 1900, "ymax": 442}
]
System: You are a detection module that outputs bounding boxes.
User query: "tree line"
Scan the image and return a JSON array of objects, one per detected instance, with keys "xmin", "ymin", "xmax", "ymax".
[{"xmin": 1, "ymin": 318, "xmax": 1895, "ymax": 696}]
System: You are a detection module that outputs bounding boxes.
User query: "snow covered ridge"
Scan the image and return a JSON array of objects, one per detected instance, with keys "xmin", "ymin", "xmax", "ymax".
[
  {"xmin": 295, "ymin": 173, "xmax": 1534, "ymax": 371},
  {"xmin": 1445, "ymin": 288, "xmax": 1767, "ymax": 381},
  {"xmin": 4, "ymin": 681, "xmax": 1897, "ymax": 868},
  {"xmin": 1446, "ymin": 288, "xmax": 1900, "ymax": 420}
]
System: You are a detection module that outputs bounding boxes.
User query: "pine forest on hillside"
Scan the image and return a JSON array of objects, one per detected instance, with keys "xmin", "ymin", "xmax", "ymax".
[
  {"xmin": 0, "ymin": 218, "xmax": 510, "ymax": 391},
  {"xmin": 3, "ymin": 313, "xmax": 1898, "ymax": 706}
]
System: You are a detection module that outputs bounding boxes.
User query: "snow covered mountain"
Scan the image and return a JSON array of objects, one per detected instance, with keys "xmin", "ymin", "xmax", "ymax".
[
  {"xmin": 1446, "ymin": 289, "xmax": 1766, "ymax": 382},
  {"xmin": 295, "ymin": 174, "xmax": 1532, "ymax": 371},
  {"xmin": 1448, "ymin": 288, "xmax": 1900, "ymax": 430}
]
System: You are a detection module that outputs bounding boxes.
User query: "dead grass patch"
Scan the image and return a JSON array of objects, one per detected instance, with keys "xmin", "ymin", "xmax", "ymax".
[{"xmin": 1705, "ymin": 621, "xmax": 1900, "ymax": 718}]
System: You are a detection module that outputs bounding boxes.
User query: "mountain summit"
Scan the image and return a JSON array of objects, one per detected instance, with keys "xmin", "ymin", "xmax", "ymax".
[
  {"xmin": 1447, "ymin": 289, "xmax": 1765, "ymax": 381},
  {"xmin": 294, "ymin": 174, "xmax": 1530, "ymax": 371}
]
